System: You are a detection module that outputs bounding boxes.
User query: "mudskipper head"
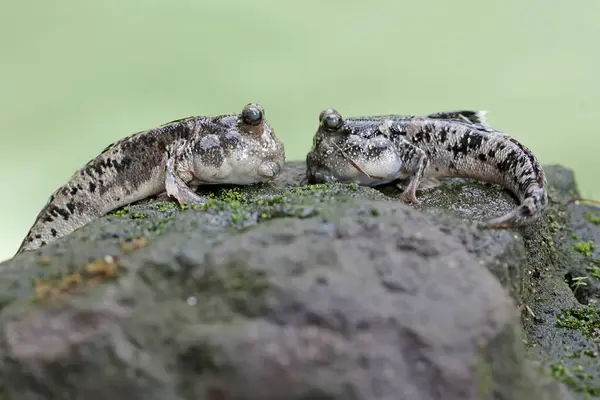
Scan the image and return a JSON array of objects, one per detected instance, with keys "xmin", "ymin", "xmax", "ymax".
[
  {"xmin": 191, "ymin": 103, "xmax": 285, "ymax": 185},
  {"xmin": 305, "ymin": 108, "xmax": 403, "ymax": 187}
]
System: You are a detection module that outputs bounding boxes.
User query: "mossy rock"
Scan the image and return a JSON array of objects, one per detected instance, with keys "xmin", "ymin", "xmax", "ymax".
[{"xmin": 0, "ymin": 161, "xmax": 597, "ymax": 399}]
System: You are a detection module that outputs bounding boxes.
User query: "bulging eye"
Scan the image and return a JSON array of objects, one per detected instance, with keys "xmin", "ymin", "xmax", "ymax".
[
  {"xmin": 319, "ymin": 108, "xmax": 343, "ymax": 132},
  {"xmin": 242, "ymin": 103, "xmax": 264, "ymax": 125}
]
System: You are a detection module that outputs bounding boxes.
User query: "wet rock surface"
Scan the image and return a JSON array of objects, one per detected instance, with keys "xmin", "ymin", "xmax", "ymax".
[{"xmin": 0, "ymin": 160, "xmax": 596, "ymax": 399}]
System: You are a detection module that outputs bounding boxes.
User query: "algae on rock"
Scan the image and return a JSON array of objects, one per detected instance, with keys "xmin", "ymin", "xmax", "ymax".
[{"xmin": 0, "ymin": 161, "xmax": 595, "ymax": 400}]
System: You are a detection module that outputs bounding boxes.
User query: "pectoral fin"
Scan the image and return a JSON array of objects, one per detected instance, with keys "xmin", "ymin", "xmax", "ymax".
[{"xmin": 164, "ymin": 154, "xmax": 206, "ymax": 205}]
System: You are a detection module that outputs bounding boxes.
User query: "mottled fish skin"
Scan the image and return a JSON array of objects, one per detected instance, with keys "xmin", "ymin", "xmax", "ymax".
[
  {"xmin": 306, "ymin": 108, "xmax": 548, "ymax": 228},
  {"xmin": 17, "ymin": 103, "xmax": 285, "ymax": 254}
]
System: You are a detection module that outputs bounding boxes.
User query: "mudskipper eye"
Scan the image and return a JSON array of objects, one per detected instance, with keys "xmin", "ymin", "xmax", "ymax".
[
  {"xmin": 242, "ymin": 104, "xmax": 264, "ymax": 125},
  {"xmin": 319, "ymin": 108, "xmax": 343, "ymax": 132}
]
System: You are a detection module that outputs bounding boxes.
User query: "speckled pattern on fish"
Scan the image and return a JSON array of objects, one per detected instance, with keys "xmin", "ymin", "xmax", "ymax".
[
  {"xmin": 17, "ymin": 103, "xmax": 285, "ymax": 254},
  {"xmin": 306, "ymin": 108, "xmax": 548, "ymax": 228}
]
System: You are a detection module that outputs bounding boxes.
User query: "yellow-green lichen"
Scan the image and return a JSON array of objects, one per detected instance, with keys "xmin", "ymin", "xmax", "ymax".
[
  {"xmin": 573, "ymin": 241, "xmax": 596, "ymax": 257},
  {"xmin": 109, "ymin": 206, "xmax": 131, "ymax": 217}
]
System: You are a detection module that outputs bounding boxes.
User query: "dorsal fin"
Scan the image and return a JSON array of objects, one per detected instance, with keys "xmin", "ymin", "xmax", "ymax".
[
  {"xmin": 68, "ymin": 116, "xmax": 196, "ymax": 181},
  {"xmin": 424, "ymin": 110, "xmax": 507, "ymax": 134},
  {"xmin": 98, "ymin": 116, "xmax": 194, "ymax": 155},
  {"xmin": 68, "ymin": 130, "xmax": 142, "ymax": 181},
  {"xmin": 426, "ymin": 110, "xmax": 488, "ymax": 125},
  {"xmin": 157, "ymin": 115, "xmax": 195, "ymax": 128},
  {"xmin": 99, "ymin": 139, "xmax": 120, "ymax": 155}
]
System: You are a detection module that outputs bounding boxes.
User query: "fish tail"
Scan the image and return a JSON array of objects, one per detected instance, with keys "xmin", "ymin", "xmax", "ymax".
[{"xmin": 482, "ymin": 186, "xmax": 548, "ymax": 228}]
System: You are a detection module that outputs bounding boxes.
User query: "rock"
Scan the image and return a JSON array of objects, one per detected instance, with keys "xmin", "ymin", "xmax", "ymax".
[
  {"xmin": 0, "ymin": 161, "xmax": 587, "ymax": 399},
  {"xmin": 521, "ymin": 165, "xmax": 600, "ymax": 399}
]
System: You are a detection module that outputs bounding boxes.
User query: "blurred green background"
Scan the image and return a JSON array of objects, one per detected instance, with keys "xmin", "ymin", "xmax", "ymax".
[{"xmin": 1, "ymin": 0, "xmax": 599, "ymax": 261}]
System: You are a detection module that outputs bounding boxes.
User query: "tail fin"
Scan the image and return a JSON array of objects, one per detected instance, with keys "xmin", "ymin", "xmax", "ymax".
[{"xmin": 481, "ymin": 189, "xmax": 548, "ymax": 228}]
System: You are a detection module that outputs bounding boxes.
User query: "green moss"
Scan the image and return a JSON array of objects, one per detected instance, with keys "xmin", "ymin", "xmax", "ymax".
[
  {"xmin": 109, "ymin": 206, "xmax": 130, "ymax": 216},
  {"xmin": 190, "ymin": 183, "xmax": 369, "ymax": 229},
  {"xmin": 584, "ymin": 212, "xmax": 600, "ymax": 226},
  {"xmin": 102, "ymin": 182, "xmax": 372, "ymax": 245},
  {"xmin": 548, "ymin": 220, "xmax": 562, "ymax": 233},
  {"xmin": 150, "ymin": 216, "xmax": 176, "ymax": 234},
  {"xmin": 542, "ymin": 235, "xmax": 554, "ymax": 249},
  {"xmin": 573, "ymin": 241, "xmax": 595, "ymax": 257},
  {"xmin": 519, "ymin": 201, "xmax": 565, "ymax": 313},
  {"xmin": 547, "ymin": 213, "xmax": 563, "ymax": 233},
  {"xmin": 537, "ymin": 195, "xmax": 600, "ymax": 397},
  {"xmin": 564, "ymin": 349, "xmax": 599, "ymax": 359},
  {"xmin": 152, "ymin": 202, "xmax": 180, "ymax": 213},
  {"xmin": 556, "ymin": 308, "xmax": 600, "ymax": 339},
  {"xmin": 588, "ymin": 261, "xmax": 600, "ymax": 280},
  {"xmin": 545, "ymin": 361, "xmax": 600, "ymax": 397}
]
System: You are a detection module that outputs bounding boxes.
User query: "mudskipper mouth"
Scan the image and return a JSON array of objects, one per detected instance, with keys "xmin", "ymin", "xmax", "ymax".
[
  {"xmin": 307, "ymin": 165, "xmax": 346, "ymax": 184},
  {"xmin": 306, "ymin": 165, "xmax": 330, "ymax": 184},
  {"xmin": 257, "ymin": 161, "xmax": 281, "ymax": 179}
]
